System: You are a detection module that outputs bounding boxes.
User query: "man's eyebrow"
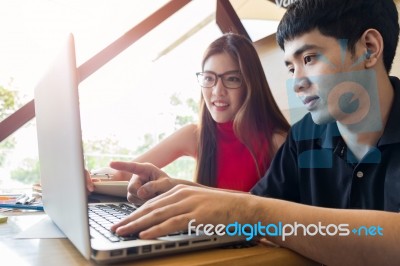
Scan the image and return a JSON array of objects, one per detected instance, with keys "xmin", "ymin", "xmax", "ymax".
[{"xmin": 284, "ymin": 44, "xmax": 321, "ymax": 66}]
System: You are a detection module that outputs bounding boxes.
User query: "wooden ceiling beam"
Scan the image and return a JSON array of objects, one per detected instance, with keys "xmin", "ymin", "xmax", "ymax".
[
  {"xmin": 216, "ymin": 0, "xmax": 251, "ymax": 40},
  {"xmin": 0, "ymin": 0, "xmax": 190, "ymax": 142}
]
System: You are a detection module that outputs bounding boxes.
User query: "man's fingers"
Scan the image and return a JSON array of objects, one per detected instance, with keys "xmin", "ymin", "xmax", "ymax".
[
  {"xmin": 113, "ymin": 200, "xmax": 189, "ymax": 237},
  {"xmin": 127, "ymin": 178, "xmax": 181, "ymax": 204},
  {"xmin": 139, "ymin": 214, "xmax": 192, "ymax": 239},
  {"xmin": 112, "ymin": 187, "xmax": 189, "ymax": 233},
  {"xmin": 127, "ymin": 193, "xmax": 147, "ymax": 206},
  {"xmin": 135, "ymin": 178, "xmax": 175, "ymax": 199},
  {"xmin": 126, "ymin": 173, "xmax": 154, "ymax": 203}
]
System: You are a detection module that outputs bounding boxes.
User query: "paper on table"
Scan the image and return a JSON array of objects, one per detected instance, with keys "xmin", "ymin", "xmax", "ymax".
[{"xmin": 15, "ymin": 215, "xmax": 66, "ymax": 239}]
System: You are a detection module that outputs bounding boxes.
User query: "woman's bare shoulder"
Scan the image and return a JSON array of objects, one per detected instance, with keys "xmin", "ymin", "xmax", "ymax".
[{"xmin": 271, "ymin": 131, "xmax": 287, "ymax": 150}]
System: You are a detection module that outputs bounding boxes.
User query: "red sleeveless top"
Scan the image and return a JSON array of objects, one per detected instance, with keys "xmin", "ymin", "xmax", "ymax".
[{"xmin": 215, "ymin": 122, "xmax": 270, "ymax": 192}]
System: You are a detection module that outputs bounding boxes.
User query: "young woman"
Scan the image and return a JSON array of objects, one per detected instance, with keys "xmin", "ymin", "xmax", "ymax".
[{"xmin": 90, "ymin": 33, "xmax": 290, "ymax": 192}]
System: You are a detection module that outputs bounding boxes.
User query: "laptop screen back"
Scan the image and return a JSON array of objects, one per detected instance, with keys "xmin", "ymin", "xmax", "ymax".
[{"xmin": 34, "ymin": 34, "xmax": 91, "ymax": 260}]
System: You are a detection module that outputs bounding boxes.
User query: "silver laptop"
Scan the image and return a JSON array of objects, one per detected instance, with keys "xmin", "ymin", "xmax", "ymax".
[{"xmin": 34, "ymin": 34, "xmax": 246, "ymax": 264}]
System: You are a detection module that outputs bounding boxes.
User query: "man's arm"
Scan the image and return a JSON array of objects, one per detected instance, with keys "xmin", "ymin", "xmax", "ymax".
[
  {"xmin": 111, "ymin": 180, "xmax": 399, "ymax": 266},
  {"xmin": 252, "ymin": 197, "xmax": 399, "ymax": 266}
]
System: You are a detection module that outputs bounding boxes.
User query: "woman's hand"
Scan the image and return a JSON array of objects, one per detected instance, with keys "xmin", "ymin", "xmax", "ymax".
[
  {"xmin": 85, "ymin": 169, "xmax": 95, "ymax": 193},
  {"xmin": 109, "ymin": 161, "xmax": 189, "ymax": 203},
  {"xmin": 85, "ymin": 167, "xmax": 131, "ymax": 193}
]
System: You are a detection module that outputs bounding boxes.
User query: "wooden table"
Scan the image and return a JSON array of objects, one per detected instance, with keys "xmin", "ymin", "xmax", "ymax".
[{"xmin": 0, "ymin": 213, "xmax": 319, "ymax": 266}]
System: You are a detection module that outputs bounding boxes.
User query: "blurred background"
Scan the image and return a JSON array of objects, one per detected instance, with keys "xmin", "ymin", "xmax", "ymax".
[{"xmin": 0, "ymin": 0, "xmax": 284, "ymax": 192}]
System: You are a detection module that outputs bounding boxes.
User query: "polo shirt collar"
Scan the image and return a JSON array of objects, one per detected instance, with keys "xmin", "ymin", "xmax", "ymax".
[{"xmin": 320, "ymin": 122, "xmax": 340, "ymax": 149}]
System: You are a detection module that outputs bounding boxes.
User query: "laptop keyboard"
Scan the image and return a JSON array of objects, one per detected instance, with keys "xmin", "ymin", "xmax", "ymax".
[
  {"xmin": 89, "ymin": 203, "xmax": 139, "ymax": 242},
  {"xmin": 89, "ymin": 203, "xmax": 193, "ymax": 243}
]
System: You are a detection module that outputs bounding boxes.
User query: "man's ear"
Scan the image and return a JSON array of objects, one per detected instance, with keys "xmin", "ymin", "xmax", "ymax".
[{"xmin": 360, "ymin": 29, "xmax": 384, "ymax": 69}]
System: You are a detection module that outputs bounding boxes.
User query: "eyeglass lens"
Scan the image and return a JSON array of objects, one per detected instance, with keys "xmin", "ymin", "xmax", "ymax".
[{"xmin": 197, "ymin": 72, "xmax": 242, "ymax": 89}]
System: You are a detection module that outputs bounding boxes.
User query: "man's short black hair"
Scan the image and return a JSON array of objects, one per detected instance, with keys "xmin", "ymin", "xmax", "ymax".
[{"xmin": 276, "ymin": 0, "xmax": 399, "ymax": 72}]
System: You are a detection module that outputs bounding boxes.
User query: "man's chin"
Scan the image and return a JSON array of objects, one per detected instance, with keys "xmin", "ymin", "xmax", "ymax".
[{"xmin": 310, "ymin": 112, "xmax": 335, "ymax": 125}]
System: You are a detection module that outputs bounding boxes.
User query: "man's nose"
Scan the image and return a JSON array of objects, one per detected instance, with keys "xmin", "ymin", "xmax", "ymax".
[{"xmin": 293, "ymin": 77, "xmax": 311, "ymax": 93}]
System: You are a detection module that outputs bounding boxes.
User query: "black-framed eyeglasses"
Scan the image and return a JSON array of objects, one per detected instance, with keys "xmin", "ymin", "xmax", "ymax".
[{"xmin": 196, "ymin": 71, "xmax": 242, "ymax": 89}]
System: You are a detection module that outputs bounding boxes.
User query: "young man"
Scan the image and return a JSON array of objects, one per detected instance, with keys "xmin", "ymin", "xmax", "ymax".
[{"xmin": 110, "ymin": 0, "xmax": 400, "ymax": 264}]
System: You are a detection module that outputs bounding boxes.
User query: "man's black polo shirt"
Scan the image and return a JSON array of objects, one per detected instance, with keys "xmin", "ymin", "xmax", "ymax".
[{"xmin": 251, "ymin": 77, "xmax": 400, "ymax": 212}]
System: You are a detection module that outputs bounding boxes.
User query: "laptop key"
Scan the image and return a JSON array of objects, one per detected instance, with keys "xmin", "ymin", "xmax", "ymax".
[
  {"xmin": 119, "ymin": 234, "xmax": 139, "ymax": 241},
  {"xmin": 107, "ymin": 236, "xmax": 121, "ymax": 242}
]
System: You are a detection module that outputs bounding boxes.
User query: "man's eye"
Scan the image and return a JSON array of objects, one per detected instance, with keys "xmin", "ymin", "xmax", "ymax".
[
  {"xmin": 304, "ymin": 55, "xmax": 313, "ymax": 64},
  {"xmin": 304, "ymin": 54, "xmax": 318, "ymax": 65}
]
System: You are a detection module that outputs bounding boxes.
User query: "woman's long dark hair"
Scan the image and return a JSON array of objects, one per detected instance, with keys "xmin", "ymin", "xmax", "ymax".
[{"xmin": 195, "ymin": 33, "xmax": 290, "ymax": 187}]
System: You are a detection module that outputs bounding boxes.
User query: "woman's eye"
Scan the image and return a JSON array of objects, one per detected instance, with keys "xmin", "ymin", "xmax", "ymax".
[
  {"xmin": 204, "ymin": 76, "xmax": 214, "ymax": 82},
  {"xmin": 226, "ymin": 76, "xmax": 240, "ymax": 82}
]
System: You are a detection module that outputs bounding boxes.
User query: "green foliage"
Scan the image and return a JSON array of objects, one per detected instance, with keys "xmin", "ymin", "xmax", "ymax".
[
  {"xmin": 83, "ymin": 93, "xmax": 199, "ymax": 179},
  {"xmin": 5, "ymin": 87, "xmax": 199, "ymax": 186},
  {"xmin": 170, "ymin": 93, "xmax": 199, "ymax": 128},
  {"xmin": 0, "ymin": 85, "xmax": 18, "ymax": 168},
  {"xmin": 0, "ymin": 85, "xmax": 17, "ymax": 119},
  {"xmin": 83, "ymin": 137, "xmax": 133, "ymax": 170},
  {"xmin": 186, "ymin": 98, "xmax": 199, "ymax": 114},
  {"xmin": 133, "ymin": 133, "xmax": 156, "ymax": 155},
  {"xmin": 175, "ymin": 115, "xmax": 194, "ymax": 127},
  {"xmin": 163, "ymin": 157, "xmax": 196, "ymax": 181},
  {"xmin": 0, "ymin": 138, "xmax": 16, "ymax": 166},
  {"xmin": 10, "ymin": 158, "xmax": 41, "ymax": 184},
  {"xmin": 164, "ymin": 94, "xmax": 198, "ymax": 180},
  {"xmin": 169, "ymin": 94, "xmax": 182, "ymax": 106}
]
